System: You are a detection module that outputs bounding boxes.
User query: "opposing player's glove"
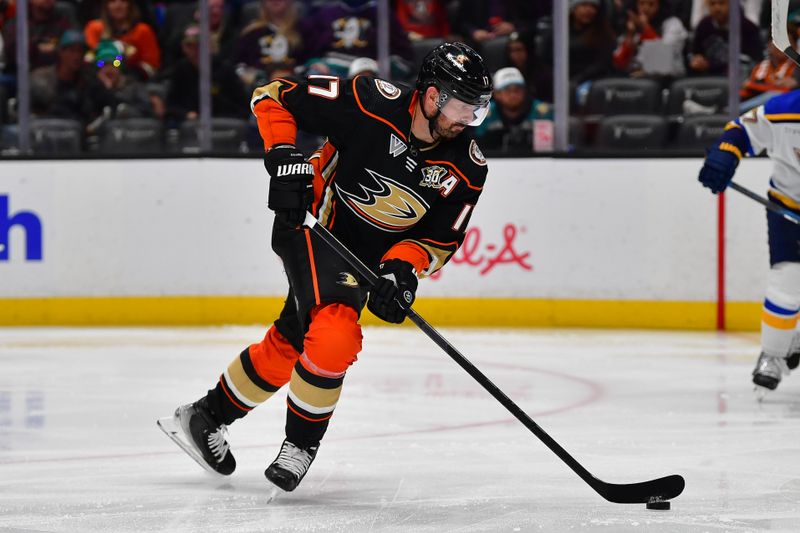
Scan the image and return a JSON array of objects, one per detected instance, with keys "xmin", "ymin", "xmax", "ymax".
[
  {"xmin": 264, "ymin": 144, "xmax": 314, "ymax": 226},
  {"xmin": 698, "ymin": 146, "xmax": 740, "ymax": 194},
  {"xmin": 367, "ymin": 259, "xmax": 418, "ymax": 324}
]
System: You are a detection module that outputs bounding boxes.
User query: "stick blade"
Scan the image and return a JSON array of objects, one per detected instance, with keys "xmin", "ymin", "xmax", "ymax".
[
  {"xmin": 595, "ymin": 474, "xmax": 685, "ymax": 504},
  {"xmin": 773, "ymin": 0, "xmax": 800, "ymax": 65}
]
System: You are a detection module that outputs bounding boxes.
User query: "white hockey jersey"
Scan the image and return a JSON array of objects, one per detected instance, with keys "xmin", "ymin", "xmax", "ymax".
[{"xmin": 733, "ymin": 90, "xmax": 800, "ymax": 208}]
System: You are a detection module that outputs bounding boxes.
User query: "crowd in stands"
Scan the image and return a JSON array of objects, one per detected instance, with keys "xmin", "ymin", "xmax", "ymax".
[{"xmin": 0, "ymin": 0, "xmax": 798, "ymax": 154}]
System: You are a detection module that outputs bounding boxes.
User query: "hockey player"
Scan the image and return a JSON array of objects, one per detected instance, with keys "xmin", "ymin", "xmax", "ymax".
[
  {"xmin": 159, "ymin": 42, "xmax": 492, "ymax": 492},
  {"xmin": 698, "ymin": 89, "xmax": 800, "ymax": 394}
]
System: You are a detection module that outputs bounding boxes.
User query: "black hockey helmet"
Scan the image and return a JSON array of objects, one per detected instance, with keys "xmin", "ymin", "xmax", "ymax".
[
  {"xmin": 416, "ymin": 42, "xmax": 492, "ymax": 126},
  {"xmin": 417, "ymin": 42, "xmax": 492, "ymax": 105}
]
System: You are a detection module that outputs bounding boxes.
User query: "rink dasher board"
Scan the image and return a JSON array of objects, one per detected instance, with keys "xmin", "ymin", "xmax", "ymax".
[{"xmin": 0, "ymin": 157, "xmax": 771, "ymax": 328}]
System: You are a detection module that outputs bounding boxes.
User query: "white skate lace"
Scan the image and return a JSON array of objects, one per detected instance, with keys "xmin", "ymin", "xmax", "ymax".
[
  {"xmin": 274, "ymin": 442, "xmax": 313, "ymax": 478},
  {"xmin": 207, "ymin": 425, "xmax": 230, "ymax": 463}
]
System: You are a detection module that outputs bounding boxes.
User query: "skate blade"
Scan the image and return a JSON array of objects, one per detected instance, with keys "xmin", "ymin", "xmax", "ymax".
[
  {"xmin": 753, "ymin": 385, "xmax": 770, "ymax": 402},
  {"xmin": 264, "ymin": 484, "xmax": 282, "ymax": 504},
  {"xmin": 157, "ymin": 415, "xmax": 224, "ymax": 476}
]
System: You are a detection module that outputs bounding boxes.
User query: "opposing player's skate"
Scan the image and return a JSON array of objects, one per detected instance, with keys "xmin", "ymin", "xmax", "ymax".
[
  {"xmin": 265, "ymin": 439, "xmax": 318, "ymax": 491},
  {"xmin": 157, "ymin": 398, "xmax": 236, "ymax": 475},
  {"xmin": 752, "ymin": 352, "xmax": 791, "ymax": 398}
]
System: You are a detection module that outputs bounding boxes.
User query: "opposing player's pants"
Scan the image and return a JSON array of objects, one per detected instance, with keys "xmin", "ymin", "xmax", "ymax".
[
  {"xmin": 205, "ymin": 215, "xmax": 368, "ymax": 448},
  {"xmin": 761, "ymin": 201, "xmax": 800, "ymax": 358}
]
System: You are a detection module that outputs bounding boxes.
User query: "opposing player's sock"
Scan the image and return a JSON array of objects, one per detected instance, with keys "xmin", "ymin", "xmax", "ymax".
[
  {"xmin": 157, "ymin": 397, "xmax": 236, "ymax": 475},
  {"xmin": 752, "ymin": 352, "xmax": 791, "ymax": 392},
  {"xmin": 265, "ymin": 439, "xmax": 318, "ymax": 492}
]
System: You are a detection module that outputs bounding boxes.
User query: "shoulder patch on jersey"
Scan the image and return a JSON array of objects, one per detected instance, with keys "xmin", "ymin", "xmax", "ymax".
[
  {"xmin": 469, "ymin": 139, "xmax": 487, "ymax": 166},
  {"xmin": 375, "ymin": 79, "xmax": 401, "ymax": 100}
]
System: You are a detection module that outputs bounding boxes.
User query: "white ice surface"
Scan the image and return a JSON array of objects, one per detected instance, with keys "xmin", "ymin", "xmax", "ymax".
[{"xmin": 1, "ymin": 326, "xmax": 799, "ymax": 532}]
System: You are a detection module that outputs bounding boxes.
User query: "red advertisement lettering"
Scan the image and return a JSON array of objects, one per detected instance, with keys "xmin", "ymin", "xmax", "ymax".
[{"xmin": 431, "ymin": 224, "xmax": 533, "ymax": 279}]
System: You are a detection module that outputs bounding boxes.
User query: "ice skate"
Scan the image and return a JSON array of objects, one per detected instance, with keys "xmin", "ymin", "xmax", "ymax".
[
  {"xmin": 752, "ymin": 352, "xmax": 791, "ymax": 398},
  {"xmin": 157, "ymin": 398, "xmax": 236, "ymax": 475},
  {"xmin": 265, "ymin": 439, "xmax": 318, "ymax": 492}
]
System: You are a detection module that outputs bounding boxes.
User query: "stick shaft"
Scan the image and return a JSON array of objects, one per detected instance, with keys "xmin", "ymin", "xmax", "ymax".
[
  {"xmin": 728, "ymin": 182, "xmax": 800, "ymax": 224},
  {"xmin": 303, "ymin": 213, "xmax": 605, "ymax": 489}
]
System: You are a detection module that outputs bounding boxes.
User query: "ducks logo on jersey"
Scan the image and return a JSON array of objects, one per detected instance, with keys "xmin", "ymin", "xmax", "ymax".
[{"xmin": 336, "ymin": 169, "xmax": 429, "ymax": 232}]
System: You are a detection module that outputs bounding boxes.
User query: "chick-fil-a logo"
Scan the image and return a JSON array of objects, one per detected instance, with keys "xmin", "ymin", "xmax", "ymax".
[{"xmin": 431, "ymin": 223, "xmax": 532, "ymax": 279}]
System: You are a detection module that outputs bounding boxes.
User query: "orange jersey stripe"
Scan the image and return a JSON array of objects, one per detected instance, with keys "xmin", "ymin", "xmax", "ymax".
[
  {"xmin": 352, "ymin": 76, "xmax": 407, "ymax": 141},
  {"xmin": 304, "ymin": 229, "xmax": 321, "ymax": 304}
]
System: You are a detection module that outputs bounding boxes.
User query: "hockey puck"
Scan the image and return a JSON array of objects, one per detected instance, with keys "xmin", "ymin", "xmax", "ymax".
[{"xmin": 645, "ymin": 500, "xmax": 671, "ymax": 510}]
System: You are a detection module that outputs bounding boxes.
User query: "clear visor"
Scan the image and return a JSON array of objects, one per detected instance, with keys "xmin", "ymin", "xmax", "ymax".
[{"xmin": 436, "ymin": 91, "xmax": 491, "ymax": 126}]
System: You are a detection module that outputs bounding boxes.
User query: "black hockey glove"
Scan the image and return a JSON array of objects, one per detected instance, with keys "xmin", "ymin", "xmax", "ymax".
[
  {"xmin": 264, "ymin": 144, "xmax": 314, "ymax": 226},
  {"xmin": 367, "ymin": 259, "xmax": 418, "ymax": 324}
]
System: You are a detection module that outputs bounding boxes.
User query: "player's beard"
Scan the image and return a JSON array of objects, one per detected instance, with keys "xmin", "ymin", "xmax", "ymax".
[{"xmin": 432, "ymin": 116, "xmax": 465, "ymax": 141}]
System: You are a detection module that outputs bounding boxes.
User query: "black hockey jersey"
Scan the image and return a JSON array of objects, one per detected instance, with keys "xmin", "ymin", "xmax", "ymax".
[{"xmin": 251, "ymin": 74, "xmax": 488, "ymax": 277}]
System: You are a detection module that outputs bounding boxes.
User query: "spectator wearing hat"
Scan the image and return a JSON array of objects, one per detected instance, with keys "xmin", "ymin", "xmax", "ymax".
[
  {"xmin": 475, "ymin": 67, "xmax": 554, "ymax": 154},
  {"xmin": 30, "ymin": 29, "xmax": 93, "ymax": 120},
  {"xmin": 165, "ymin": 25, "xmax": 248, "ymax": 126},
  {"xmin": 569, "ymin": 0, "xmax": 616, "ymax": 85},
  {"xmin": 85, "ymin": 38, "xmax": 156, "ymax": 127},
  {"xmin": 2, "ymin": 0, "xmax": 72, "ymax": 74},
  {"xmin": 84, "ymin": 0, "xmax": 161, "ymax": 79}
]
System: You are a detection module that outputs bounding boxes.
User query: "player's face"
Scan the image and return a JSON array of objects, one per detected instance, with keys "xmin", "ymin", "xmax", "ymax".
[{"xmin": 432, "ymin": 112, "xmax": 466, "ymax": 141}]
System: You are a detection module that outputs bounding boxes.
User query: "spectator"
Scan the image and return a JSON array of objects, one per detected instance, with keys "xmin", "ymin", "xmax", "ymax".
[
  {"xmin": 740, "ymin": 41, "xmax": 798, "ymax": 112},
  {"xmin": 475, "ymin": 67, "xmax": 554, "ymax": 153},
  {"xmin": 688, "ymin": 0, "xmax": 763, "ymax": 76},
  {"xmin": 394, "ymin": 0, "xmax": 450, "ymax": 41},
  {"xmin": 569, "ymin": 0, "xmax": 616, "ymax": 85},
  {"xmin": 84, "ymin": 39, "xmax": 156, "ymax": 128},
  {"xmin": 165, "ymin": 25, "xmax": 248, "ymax": 126},
  {"xmin": 84, "ymin": 0, "xmax": 161, "ymax": 79},
  {"xmin": 453, "ymin": 0, "xmax": 540, "ymax": 44},
  {"xmin": 30, "ymin": 29, "xmax": 92, "ymax": 120},
  {"xmin": 505, "ymin": 30, "xmax": 552, "ymax": 101},
  {"xmin": 612, "ymin": 0, "xmax": 688, "ymax": 78},
  {"xmin": 2, "ymin": 0, "xmax": 72, "ymax": 73},
  {"xmin": 234, "ymin": 0, "xmax": 303, "ymax": 87},
  {"xmin": 348, "ymin": 56, "xmax": 378, "ymax": 77},
  {"xmin": 298, "ymin": 0, "xmax": 413, "ymax": 79},
  {"xmin": 690, "ymin": 0, "xmax": 762, "ymax": 28}
]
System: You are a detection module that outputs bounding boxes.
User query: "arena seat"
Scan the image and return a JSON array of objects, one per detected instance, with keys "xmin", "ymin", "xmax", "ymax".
[
  {"xmin": 179, "ymin": 117, "xmax": 250, "ymax": 154},
  {"xmin": 31, "ymin": 118, "xmax": 83, "ymax": 155},
  {"xmin": 99, "ymin": 118, "xmax": 164, "ymax": 154},
  {"xmin": 673, "ymin": 114, "xmax": 728, "ymax": 151},
  {"xmin": 595, "ymin": 115, "xmax": 668, "ymax": 151},
  {"xmin": 411, "ymin": 38, "xmax": 445, "ymax": 72},
  {"xmin": 666, "ymin": 77, "xmax": 728, "ymax": 118},
  {"xmin": 585, "ymin": 78, "xmax": 662, "ymax": 116}
]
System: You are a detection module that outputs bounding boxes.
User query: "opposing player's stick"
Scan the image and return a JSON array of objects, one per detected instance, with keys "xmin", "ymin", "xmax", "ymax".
[
  {"xmin": 303, "ymin": 212, "xmax": 685, "ymax": 505},
  {"xmin": 729, "ymin": 182, "xmax": 800, "ymax": 224},
  {"xmin": 773, "ymin": 0, "xmax": 800, "ymax": 65}
]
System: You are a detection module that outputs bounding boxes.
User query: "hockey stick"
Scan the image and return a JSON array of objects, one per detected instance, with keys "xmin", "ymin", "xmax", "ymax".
[
  {"xmin": 729, "ymin": 182, "xmax": 800, "ymax": 225},
  {"xmin": 773, "ymin": 0, "xmax": 800, "ymax": 66},
  {"xmin": 303, "ymin": 212, "xmax": 685, "ymax": 505}
]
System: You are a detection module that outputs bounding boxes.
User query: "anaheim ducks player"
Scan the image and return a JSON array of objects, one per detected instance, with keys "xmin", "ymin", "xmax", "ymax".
[{"xmin": 159, "ymin": 43, "xmax": 493, "ymax": 492}]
